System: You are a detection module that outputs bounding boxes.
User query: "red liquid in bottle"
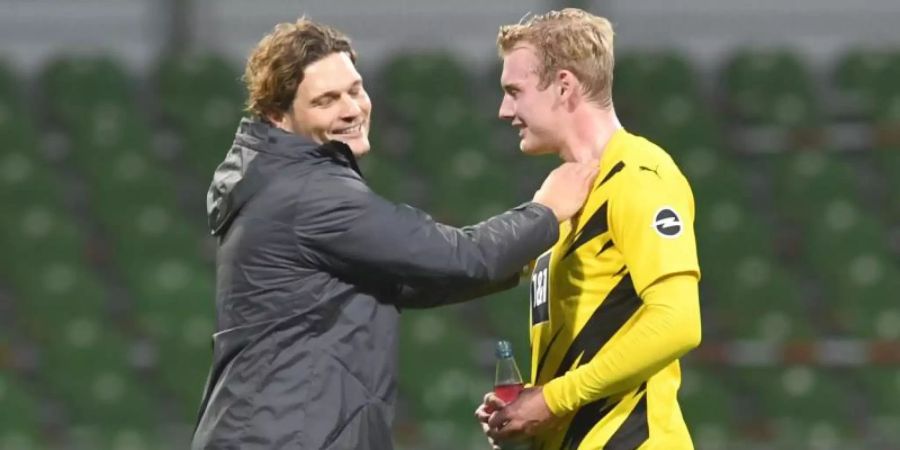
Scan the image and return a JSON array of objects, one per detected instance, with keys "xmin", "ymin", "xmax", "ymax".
[{"xmin": 494, "ymin": 382, "xmax": 524, "ymax": 404}]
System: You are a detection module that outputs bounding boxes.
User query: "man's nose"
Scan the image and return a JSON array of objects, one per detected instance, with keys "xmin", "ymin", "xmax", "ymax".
[
  {"xmin": 340, "ymin": 95, "xmax": 362, "ymax": 119},
  {"xmin": 498, "ymin": 95, "xmax": 514, "ymax": 120}
]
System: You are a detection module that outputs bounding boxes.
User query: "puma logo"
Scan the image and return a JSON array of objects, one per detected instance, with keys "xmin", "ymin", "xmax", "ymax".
[{"xmin": 639, "ymin": 165, "xmax": 661, "ymax": 178}]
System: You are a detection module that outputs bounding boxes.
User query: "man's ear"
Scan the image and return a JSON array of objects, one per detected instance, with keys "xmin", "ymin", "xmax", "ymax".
[
  {"xmin": 265, "ymin": 111, "xmax": 283, "ymax": 127},
  {"xmin": 556, "ymin": 70, "xmax": 580, "ymax": 107},
  {"xmin": 266, "ymin": 109, "xmax": 293, "ymax": 132}
]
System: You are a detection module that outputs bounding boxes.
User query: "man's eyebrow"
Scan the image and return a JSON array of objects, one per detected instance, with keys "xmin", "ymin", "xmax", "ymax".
[
  {"xmin": 311, "ymin": 80, "xmax": 363, "ymax": 102},
  {"xmin": 311, "ymin": 90, "xmax": 340, "ymax": 103}
]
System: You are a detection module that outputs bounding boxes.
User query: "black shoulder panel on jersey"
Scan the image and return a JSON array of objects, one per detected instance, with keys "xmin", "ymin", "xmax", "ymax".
[{"xmin": 596, "ymin": 161, "xmax": 626, "ymax": 189}]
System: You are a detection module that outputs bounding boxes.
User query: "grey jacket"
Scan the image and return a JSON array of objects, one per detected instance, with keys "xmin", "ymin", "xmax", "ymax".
[{"xmin": 191, "ymin": 118, "xmax": 558, "ymax": 450}]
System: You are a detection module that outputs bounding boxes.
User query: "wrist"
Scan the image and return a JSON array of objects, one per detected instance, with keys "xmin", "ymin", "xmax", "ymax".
[
  {"xmin": 541, "ymin": 378, "xmax": 572, "ymax": 417},
  {"xmin": 532, "ymin": 199, "xmax": 563, "ymax": 222}
]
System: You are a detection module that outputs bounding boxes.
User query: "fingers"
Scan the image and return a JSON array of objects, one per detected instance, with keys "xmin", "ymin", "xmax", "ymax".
[
  {"xmin": 476, "ymin": 392, "xmax": 506, "ymax": 422},
  {"xmin": 584, "ymin": 163, "xmax": 600, "ymax": 185},
  {"xmin": 485, "ymin": 393, "xmax": 506, "ymax": 411},
  {"xmin": 574, "ymin": 161, "xmax": 599, "ymax": 184},
  {"xmin": 486, "ymin": 417, "xmax": 520, "ymax": 442},
  {"xmin": 475, "ymin": 403, "xmax": 491, "ymax": 423},
  {"xmin": 476, "ymin": 394, "xmax": 503, "ymax": 450},
  {"xmin": 559, "ymin": 161, "xmax": 599, "ymax": 183},
  {"xmin": 487, "ymin": 408, "xmax": 509, "ymax": 430}
]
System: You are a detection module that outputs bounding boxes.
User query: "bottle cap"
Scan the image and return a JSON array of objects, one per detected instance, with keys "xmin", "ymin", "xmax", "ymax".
[{"xmin": 496, "ymin": 340, "xmax": 513, "ymax": 359}]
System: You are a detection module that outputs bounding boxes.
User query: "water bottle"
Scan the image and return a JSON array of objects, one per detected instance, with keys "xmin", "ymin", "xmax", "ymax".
[
  {"xmin": 494, "ymin": 340, "xmax": 524, "ymax": 404},
  {"xmin": 492, "ymin": 340, "xmax": 530, "ymax": 450}
]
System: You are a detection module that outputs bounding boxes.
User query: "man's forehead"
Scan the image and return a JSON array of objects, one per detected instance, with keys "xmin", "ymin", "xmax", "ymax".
[
  {"xmin": 501, "ymin": 45, "xmax": 539, "ymax": 80},
  {"xmin": 300, "ymin": 53, "xmax": 361, "ymax": 94}
]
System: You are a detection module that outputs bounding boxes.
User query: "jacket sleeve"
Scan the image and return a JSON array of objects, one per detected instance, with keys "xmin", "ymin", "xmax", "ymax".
[
  {"xmin": 293, "ymin": 168, "xmax": 558, "ymax": 296},
  {"xmin": 392, "ymin": 273, "xmax": 521, "ymax": 309}
]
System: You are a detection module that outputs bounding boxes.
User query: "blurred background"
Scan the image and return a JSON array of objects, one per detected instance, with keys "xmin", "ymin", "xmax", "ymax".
[{"xmin": 1, "ymin": 0, "xmax": 899, "ymax": 449}]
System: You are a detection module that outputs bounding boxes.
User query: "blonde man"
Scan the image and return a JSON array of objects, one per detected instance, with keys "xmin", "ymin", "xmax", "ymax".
[{"xmin": 477, "ymin": 9, "xmax": 702, "ymax": 450}]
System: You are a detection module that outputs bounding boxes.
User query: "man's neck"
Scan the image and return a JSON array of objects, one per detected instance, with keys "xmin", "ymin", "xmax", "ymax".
[{"xmin": 559, "ymin": 106, "xmax": 622, "ymax": 164}]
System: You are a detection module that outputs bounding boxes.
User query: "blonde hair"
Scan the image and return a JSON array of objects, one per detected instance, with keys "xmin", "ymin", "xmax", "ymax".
[
  {"xmin": 497, "ymin": 8, "xmax": 615, "ymax": 108},
  {"xmin": 244, "ymin": 17, "xmax": 356, "ymax": 118}
]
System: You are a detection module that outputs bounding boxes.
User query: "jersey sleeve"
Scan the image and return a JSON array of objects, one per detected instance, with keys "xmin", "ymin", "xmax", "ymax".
[
  {"xmin": 542, "ymin": 273, "xmax": 701, "ymax": 415},
  {"xmin": 608, "ymin": 168, "xmax": 700, "ymax": 295}
]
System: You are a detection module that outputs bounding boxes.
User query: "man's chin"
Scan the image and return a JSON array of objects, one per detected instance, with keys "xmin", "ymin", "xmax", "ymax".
[
  {"xmin": 329, "ymin": 135, "xmax": 370, "ymax": 157},
  {"xmin": 346, "ymin": 139, "xmax": 371, "ymax": 157},
  {"xmin": 519, "ymin": 140, "xmax": 551, "ymax": 156}
]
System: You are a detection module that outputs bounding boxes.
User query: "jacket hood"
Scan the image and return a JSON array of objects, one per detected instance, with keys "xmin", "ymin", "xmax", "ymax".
[{"xmin": 206, "ymin": 117, "xmax": 323, "ymax": 236}]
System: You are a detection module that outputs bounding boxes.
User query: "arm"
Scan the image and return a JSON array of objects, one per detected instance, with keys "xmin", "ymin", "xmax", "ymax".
[
  {"xmin": 395, "ymin": 246, "xmax": 538, "ymax": 309},
  {"xmin": 294, "ymin": 168, "xmax": 559, "ymax": 292},
  {"xmin": 485, "ymin": 274, "xmax": 701, "ymax": 441},
  {"xmin": 393, "ymin": 273, "xmax": 520, "ymax": 309},
  {"xmin": 542, "ymin": 273, "xmax": 701, "ymax": 414}
]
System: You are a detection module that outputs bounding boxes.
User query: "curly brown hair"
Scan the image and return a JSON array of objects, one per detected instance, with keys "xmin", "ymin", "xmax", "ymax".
[
  {"xmin": 244, "ymin": 18, "xmax": 357, "ymax": 118},
  {"xmin": 498, "ymin": 8, "xmax": 615, "ymax": 108}
]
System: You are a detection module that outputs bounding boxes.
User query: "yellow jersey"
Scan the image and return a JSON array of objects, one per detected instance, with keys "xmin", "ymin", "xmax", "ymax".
[{"xmin": 528, "ymin": 128, "xmax": 700, "ymax": 450}]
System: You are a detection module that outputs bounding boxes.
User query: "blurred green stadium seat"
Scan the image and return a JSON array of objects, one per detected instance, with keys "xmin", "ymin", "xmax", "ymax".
[
  {"xmin": 715, "ymin": 260, "xmax": 814, "ymax": 341},
  {"xmin": 156, "ymin": 54, "xmax": 243, "ymax": 127},
  {"xmin": 481, "ymin": 285, "xmax": 531, "ymax": 374},
  {"xmin": 408, "ymin": 106, "xmax": 491, "ymax": 172},
  {"xmin": 356, "ymin": 152, "xmax": 419, "ymax": 204},
  {"xmin": 398, "ymin": 310, "xmax": 485, "ymax": 433},
  {"xmin": 802, "ymin": 200, "xmax": 891, "ymax": 282},
  {"xmin": 696, "ymin": 198, "xmax": 776, "ymax": 269},
  {"xmin": 86, "ymin": 152, "xmax": 179, "ymax": 221},
  {"xmin": 0, "ymin": 202, "xmax": 87, "ymax": 285},
  {"xmin": 0, "ymin": 374, "xmax": 44, "ymax": 449},
  {"xmin": 67, "ymin": 425, "xmax": 164, "ymax": 450},
  {"xmin": 639, "ymin": 103, "xmax": 723, "ymax": 158},
  {"xmin": 67, "ymin": 108, "xmax": 155, "ymax": 173},
  {"xmin": 724, "ymin": 49, "xmax": 819, "ymax": 127},
  {"xmin": 154, "ymin": 317, "xmax": 213, "ymax": 420},
  {"xmin": 615, "ymin": 51, "xmax": 698, "ymax": 116},
  {"xmin": 125, "ymin": 257, "xmax": 213, "ymax": 337},
  {"xmin": 772, "ymin": 150, "xmax": 860, "ymax": 226},
  {"xmin": 858, "ymin": 368, "xmax": 900, "ymax": 444},
  {"xmin": 40, "ymin": 324, "xmax": 158, "ymax": 429},
  {"xmin": 42, "ymin": 56, "xmax": 136, "ymax": 129},
  {"xmin": 0, "ymin": 150, "xmax": 63, "ymax": 209},
  {"xmin": 156, "ymin": 54, "xmax": 244, "ymax": 177},
  {"xmin": 110, "ymin": 207, "xmax": 204, "ymax": 274},
  {"xmin": 834, "ymin": 49, "xmax": 900, "ymax": 118},
  {"xmin": 830, "ymin": 263, "xmax": 900, "ymax": 339},
  {"xmin": 739, "ymin": 367, "xmax": 857, "ymax": 447},
  {"xmin": 875, "ymin": 147, "xmax": 900, "ymax": 222},
  {"xmin": 382, "ymin": 52, "xmax": 472, "ymax": 124},
  {"xmin": 679, "ymin": 145, "xmax": 751, "ymax": 207},
  {"xmin": 0, "ymin": 60, "xmax": 37, "ymax": 147},
  {"xmin": 679, "ymin": 367, "xmax": 737, "ymax": 449},
  {"xmin": 12, "ymin": 261, "xmax": 107, "ymax": 341},
  {"xmin": 0, "ymin": 59, "xmax": 19, "ymax": 108}
]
